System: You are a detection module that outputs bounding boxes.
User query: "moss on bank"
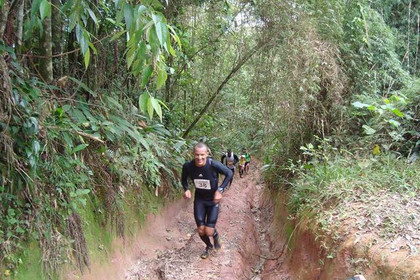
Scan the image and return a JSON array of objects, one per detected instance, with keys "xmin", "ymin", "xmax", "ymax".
[{"xmin": 10, "ymin": 186, "xmax": 173, "ymax": 280}]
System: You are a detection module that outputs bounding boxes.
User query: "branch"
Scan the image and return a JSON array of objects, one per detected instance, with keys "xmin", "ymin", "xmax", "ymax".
[
  {"xmin": 169, "ymin": 4, "xmax": 249, "ymax": 92},
  {"xmin": 74, "ymin": 131, "xmax": 105, "ymax": 143},
  {"xmin": 19, "ymin": 32, "xmax": 116, "ymax": 59},
  {"xmin": 182, "ymin": 40, "xmax": 268, "ymax": 138}
]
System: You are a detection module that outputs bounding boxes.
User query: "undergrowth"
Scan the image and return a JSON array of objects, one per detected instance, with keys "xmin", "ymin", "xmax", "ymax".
[
  {"xmin": 288, "ymin": 141, "xmax": 420, "ymax": 251},
  {"xmin": 0, "ymin": 54, "xmax": 186, "ymax": 278}
]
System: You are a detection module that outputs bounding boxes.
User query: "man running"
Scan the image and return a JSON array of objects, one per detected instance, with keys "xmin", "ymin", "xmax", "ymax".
[
  {"xmin": 181, "ymin": 143, "xmax": 233, "ymax": 259},
  {"xmin": 221, "ymin": 149, "xmax": 239, "ymax": 187},
  {"xmin": 243, "ymin": 148, "xmax": 251, "ymax": 174},
  {"xmin": 239, "ymin": 154, "xmax": 246, "ymax": 178}
]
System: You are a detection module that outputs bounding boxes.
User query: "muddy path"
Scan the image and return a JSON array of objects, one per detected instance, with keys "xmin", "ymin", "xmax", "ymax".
[{"xmin": 81, "ymin": 165, "xmax": 289, "ymax": 280}]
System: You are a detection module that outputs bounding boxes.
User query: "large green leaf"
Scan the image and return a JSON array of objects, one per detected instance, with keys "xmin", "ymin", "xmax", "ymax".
[
  {"xmin": 352, "ymin": 101, "xmax": 368, "ymax": 108},
  {"xmin": 87, "ymin": 8, "xmax": 98, "ymax": 25},
  {"xmin": 138, "ymin": 5, "xmax": 148, "ymax": 15},
  {"xmin": 391, "ymin": 108, "xmax": 404, "ymax": 118},
  {"xmin": 168, "ymin": 25, "xmax": 181, "ymax": 47},
  {"xmin": 141, "ymin": 65, "xmax": 153, "ymax": 87},
  {"xmin": 139, "ymin": 92, "xmax": 149, "ymax": 114},
  {"xmin": 388, "ymin": 119, "xmax": 401, "ymax": 127},
  {"xmin": 68, "ymin": 108, "xmax": 88, "ymax": 123},
  {"xmin": 124, "ymin": 4, "xmax": 134, "ymax": 30},
  {"xmin": 39, "ymin": 0, "xmax": 51, "ymax": 20},
  {"xmin": 362, "ymin": 125, "xmax": 376, "ymax": 135},
  {"xmin": 126, "ymin": 46, "xmax": 136, "ymax": 69},
  {"xmin": 156, "ymin": 65, "xmax": 167, "ymax": 90},
  {"xmin": 151, "ymin": 97, "xmax": 162, "ymax": 121},
  {"xmin": 72, "ymin": 144, "xmax": 89, "ymax": 153},
  {"xmin": 84, "ymin": 48, "xmax": 90, "ymax": 68},
  {"xmin": 152, "ymin": 13, "xmax": 168, "ymax": 49},
  {"xmin": 147, "ymin": 96, "xmax": 155, "ymax": 120},
  {"xmin": 148, "ymin": 25, "xmax": 160, "ymax": 55}
]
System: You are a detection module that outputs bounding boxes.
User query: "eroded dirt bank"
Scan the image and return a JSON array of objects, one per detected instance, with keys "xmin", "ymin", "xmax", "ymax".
[
  {"xmin": 261, "ymin": 191, "xmax": 420, "ymax": 280},
  {"xmin": 75, "ymin": 164, "xmax": 420, "ymax": 280},
  {"xmin": 79, "ymin": 165, "xmax": 276, "ymax": 280}
]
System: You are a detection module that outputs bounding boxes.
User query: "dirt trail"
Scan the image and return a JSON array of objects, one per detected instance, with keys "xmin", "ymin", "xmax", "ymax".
[{"xmin": 81, "ymin": 165, "xmax": 287, "ymax": 280}]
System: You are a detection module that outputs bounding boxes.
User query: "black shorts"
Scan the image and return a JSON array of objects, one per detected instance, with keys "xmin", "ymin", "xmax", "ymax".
[{"xmin": 194, "ymin": 197, "xmax": 219, "ymax": 228}]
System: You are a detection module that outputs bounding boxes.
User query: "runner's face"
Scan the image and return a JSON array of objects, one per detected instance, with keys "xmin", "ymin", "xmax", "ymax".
[{"xmin": 194, "ymin": 146, "xmax": 208, "ymax": 167}]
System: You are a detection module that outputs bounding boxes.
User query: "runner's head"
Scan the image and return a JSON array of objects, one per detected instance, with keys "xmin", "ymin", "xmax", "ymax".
[
  {"xmin": 227, "ymin": 149, "xmax": 232, "ymax": 157},
  {"xmin": 194, "ymin": 142, "xmax": 209, "ymax": 167}
]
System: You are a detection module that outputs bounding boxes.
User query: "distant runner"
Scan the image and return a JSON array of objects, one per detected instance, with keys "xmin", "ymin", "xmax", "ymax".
[
  {"xmin": 243, "ymin": 148, "xmax": 251, "ymax": 174},
  {"xmin": 221, "ymin": 149, "xmax": 239, "ymax": 187},
  {"xmin": 239, "ymin": 154, "xmax": 246, "ymax": 178},
  {"xmin": 181, "ymin": 143, "xmax": 233, "ymax": 259}
]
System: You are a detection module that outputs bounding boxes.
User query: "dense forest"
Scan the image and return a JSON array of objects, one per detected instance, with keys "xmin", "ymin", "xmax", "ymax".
[{"xmin": 1, "ymin": 0, "xmax": 419, "ymax": 279}]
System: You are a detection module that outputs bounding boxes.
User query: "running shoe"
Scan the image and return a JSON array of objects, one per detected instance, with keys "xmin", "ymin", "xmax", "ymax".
[
  {"xmin": 214, "ymin": 235, "xmax": 222, "ymax": 250},
  {"xmin": 200, "ymin": 246, "xmax": 213, "ymax": 259}
]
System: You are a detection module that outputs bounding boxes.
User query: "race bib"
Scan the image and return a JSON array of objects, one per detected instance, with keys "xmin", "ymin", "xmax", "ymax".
[{"xmin": 194, "ymin": 179, "xmax": 211, "ymax": 190}]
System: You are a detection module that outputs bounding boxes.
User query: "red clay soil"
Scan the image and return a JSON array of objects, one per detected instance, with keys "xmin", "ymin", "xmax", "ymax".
[
  {"xmin": 77, "ymin": 164, "xmax": 280, "ymax": 280},
  {"xmin": 261, "ymin": 192, "xmax": 420, "ymax": 280},
  {"xmin": 70, "ymin": 164, "xmax": 420, "ymax": 280}
]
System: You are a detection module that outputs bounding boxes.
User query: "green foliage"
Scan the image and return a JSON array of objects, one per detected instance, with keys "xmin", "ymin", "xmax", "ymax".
[
  {"xmin": 369, "ymin": 0, "xmax": 420, "ymax": 76},
  {"xmin": 3, "ymin": 0, "xmax": 420, "ymax": 277},
  {"xmin": 138, "ymin": 92, "xmax": 167, "ymax": 122},
  {"xmin": 340, "ymin": 2, "xmax": 410, "ymax": 96},
  {"xmin": 350, "ymin": 78, "xmax": 420, "ymax": 155},
  {"xmin": 0, "ymin": 46, "xmax": 184, "ymax": 276},
  {"xmin": 288, "ymin": 140, "xmax": 420, "ymax": 241},
  {"xmin": 116, "ymin": 1, "xmax": 179, "ymax": 88}
]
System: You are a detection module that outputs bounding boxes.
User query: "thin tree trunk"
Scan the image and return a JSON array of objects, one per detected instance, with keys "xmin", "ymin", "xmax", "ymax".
[
  {"xmin": 0, "ymin": 2, "xmax": 9, "ymax": 38},
  {"xmin": 182, "ymin": 41, "xmax": 268, "ymax": 138},
  {"xmin": 407, "ymin": 0, "xmax": 412, "ymax": 70},
  {"xmin": 3, "ymin": 0, "xmax": 24, "ymax": 46},
  {"xmin": 183, "ymin": 90, "xmax": 187, "ymax": 127},
  {"xmin": 51, "ymin": 0, "xmax": 62, "ymax": 78},
  {"xmin": 414, "ymin": 14, "xmax": 419, "ymax": 73},
  {"xmin": 15, "ymin": 0, "xmax": 24, "ymax": 54},
  {"xmin": 40, "ymin": 15, "xmax": 54, "ymax": 83}
]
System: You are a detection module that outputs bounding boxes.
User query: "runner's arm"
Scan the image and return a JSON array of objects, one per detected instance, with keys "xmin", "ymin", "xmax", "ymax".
[
  {"xmin": 234, "ymin": 154, "xmax": 239, "ymax": 165},
  {"xmin": 181, "ymin": 163, "xmax": 190, "ymax": 191},
  {"xmin": 212, "ymin": 161, "xmax": 233, "ymax": 192}
]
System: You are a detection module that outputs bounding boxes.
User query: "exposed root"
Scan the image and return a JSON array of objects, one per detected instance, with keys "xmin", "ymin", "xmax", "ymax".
[{"xmin": 67, "ymin": 212, "xmax": 90, "ymax": 273}]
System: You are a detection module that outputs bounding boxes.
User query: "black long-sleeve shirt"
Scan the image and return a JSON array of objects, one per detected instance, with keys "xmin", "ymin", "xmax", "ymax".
[{"xmin": 181, "ymin": 158, "xmax": 232, "ymax": 200}]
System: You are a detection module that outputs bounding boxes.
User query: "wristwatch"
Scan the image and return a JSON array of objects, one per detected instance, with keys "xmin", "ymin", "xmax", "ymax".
[{"xmin": 217, "ymin": 187, "xmax": 224, "ymax": 193}]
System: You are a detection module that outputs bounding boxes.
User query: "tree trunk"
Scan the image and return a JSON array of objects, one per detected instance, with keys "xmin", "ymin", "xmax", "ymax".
[
  {"xmin": 414, "ymin": 14, "xmax": 419, "ymax": 73},
  {"xmin": 2, "ymin": 0, "xmax": 24, "ymax": 46},
  {"xmin": 407, "ymin": 0, "xmax": 412, "ymax": 70},
  {"xmin": 0, "ymin": 2, "xmax": 9, "ymax": 38},
  {"xmin": 15, "ymin": 0, "xmax": 24, "ymax": 54},
  {"xmin": 39, "ymin": 15, "xmax": 53, "ymax": 83},
  {"xmin": 51, "ymin": 0, "xmax": 62, "ymax": 78}
]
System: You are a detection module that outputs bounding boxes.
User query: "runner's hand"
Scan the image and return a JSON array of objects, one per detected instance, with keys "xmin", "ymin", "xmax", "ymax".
[
  {"xmin": 183, "ymin": 190, "xmax": 191, "ymax": 199},
  {"xmin": 214, "ymin": 190, "xmax": 222, "ymax": 203}
]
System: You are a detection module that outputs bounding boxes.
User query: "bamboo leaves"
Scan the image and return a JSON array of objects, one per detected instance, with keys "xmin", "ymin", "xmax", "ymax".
[
  {"xmin": 139, "ymin": 92, "xmax": 166, "ymax": 122},
  {"xmin": 121, "ymin": 1, "xmax": 178, "ymax": 94}
]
